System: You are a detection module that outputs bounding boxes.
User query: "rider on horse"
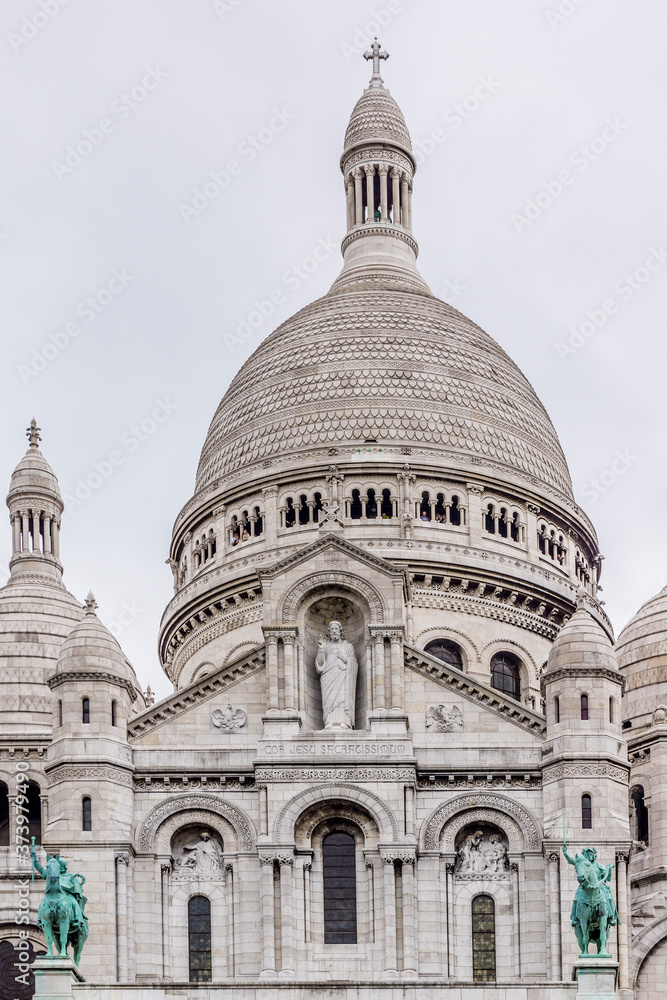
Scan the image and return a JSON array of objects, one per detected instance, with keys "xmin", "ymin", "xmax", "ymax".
[
  {"xmin": 30, "ymin": 844, "xmax": 89, "ymax": 964},
  {"xmin": 562, "ymin": 840, "xmax": 619, "ymax": 956}
]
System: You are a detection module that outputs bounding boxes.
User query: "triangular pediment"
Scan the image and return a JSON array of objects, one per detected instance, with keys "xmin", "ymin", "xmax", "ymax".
[
  {"xmin": 405, "ymin": 643, "xmax": 546, "ymax": 737},
  {"xmin": 128, "ymin": 644, "xmax": 264, "ymax": 741},
  {"xmin": 259, "ymin": 532, "xmax": 407, "ymax": 583}
]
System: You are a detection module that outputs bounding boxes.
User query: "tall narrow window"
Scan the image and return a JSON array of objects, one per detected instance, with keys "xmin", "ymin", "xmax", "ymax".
[
  {"xmin": 323, "ymin": 832, "xmax": 357, "ymax": 944},
  {"xmin": 111, "ymin": 700, "xmax": 117, "ymax": 727},
  {"xmin": 472, "ymin": 894, "xmax": 496, "ymax": 982},
  {"xmin": 581, "ymin": 794, "xmax": 592, "ymax": 829},
  {"xmin": 380, "ymin": 489, "xmax": 393, "ymax": 519},
  {"xmin": 188, "ymin": 895, "xmax": 212, "ymax": 982},
  {"xmin": 0, "ymin": 782, "xmax": 8, "ymax": 847},
  {"xmin": 27, "ymin": 782, "xmax": 41, "ymax": 843},
  {"xmin": 82, "ymin": 797, "xmax": 92, "ymax": 831},
  {"xmin": 57, "ymin": 699, "xmax": 62, "ymax": 727},
  {"xmin": 609, "ymin": 697, "xmax": 614, "ymax": 723},
  {"xmin": 554, "ymin": 696, "xmax": 560, "ymax": 723},
  {"xmin": 82, "ymin": 697, "xmax": 90, "ymax": 724},
  {"xmin": 350, "ymin": 490, "xmax": 362, "ymax": 519},
  {"xmin": 580, "ymin": 694, "xmax": 589, "ymax": 720},
  {"xmin": 631, "ymin": 787, "xmax": 649, "ymax": 844},
  {"xmin": 490, "ymin": 652, "xmax": 521, "ymax": 701}
]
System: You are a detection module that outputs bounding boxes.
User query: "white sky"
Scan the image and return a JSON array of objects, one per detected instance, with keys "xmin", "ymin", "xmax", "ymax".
[{"xmin": 1, "ymin": 0, "xmax": 666, "ymax": 698}]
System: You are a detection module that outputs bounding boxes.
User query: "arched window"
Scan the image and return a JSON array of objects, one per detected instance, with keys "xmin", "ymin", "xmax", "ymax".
[
  {"xmin": 484, "ymin": 503, "xmax": 495, "ymax": 533},
  {"xmin": 313, "ymin": 494, "xmax": 323, "ymax": 523},
  {"xmin": 554, "ymin": 696, "xmax": 560, "ymax": 724},
  {"xmin": 253, "ymin": 506, "xmax": 264, "ymax": 535},
  {"xmin": 365, "ymin": 488, "xmax": 377, "ymax": 519},
  {"xmin": 298, "ymin": 494, "xmax": 309, "ymax": 525},
  {"xmin": 323, "ymin": 832, "xmax": 357, "ymax": 944},
  {"xmin": 424, "ymin": 638, "xmax": 463, "ymax": 670},
  {"xmin": 285, "ymin": 498, "xmax": 296, "ymax": 528},
  {"xmin": 450, "ymin": 495, "xmax": 462, "ymax": 526},
  {"xmin": 188, "ymin": 895, "xmax": 212, "ymax": 982},
  {"xmin": 82, "ymin": 697, "xmax": 90, "ymax": 724},
  {"xmin": 435, "ymin": 493, "xmax": 446, "ymax": 522},
  {"xmin": 490, "ymin": 652, "xmax": 521, "ymax": 701},
  {"xmin": 380, "ymin": 489, "xmax": 393, "ymax": 519},
  {"xmin": 631, "ymin": 786, "xmax": 649, "ymax": 844},
  {"xmin": 580, "ymin": 694, "xmax": 589, "ymax": 720},
  {"xmin": 581, "ymin": 794, "xmax": 592, "ymax": 829},
  {"xmin": 510, "ymin": 511, "xmax": 520, "ymax": 542},
  {"xmin": 419, "ymin": 492, "xmax": 431, "ymax": 521},
  {"xmin": 472, "ymin": 894, "xmax": 496, "ymax": 982},
  {"xmin": 82, "ymin": 797, "xmax": 92, "ymax": 831},
  {"xmin": 27, "ymin": 782, "xmax": 41, "ymax": 843},
  {"xmin": 498, "ymin": 508, "xmax": 508, "ymax": 538},
  {"xmin": 111, "ymin": 700, "xmax": 117, "ymax": 727},
  {"xmin": 0, "ymin": 782, "xmax": 8, "ymax": 847},
  {"xmin": 350, "ymin": 489, "xmax": 362, "ymax": 519}
]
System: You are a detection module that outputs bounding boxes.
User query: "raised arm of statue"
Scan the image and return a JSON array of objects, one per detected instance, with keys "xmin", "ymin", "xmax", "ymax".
[
  {"xmin": 562, "ymin": 841, "xmax": 576, "ymax": 866},
  {"xmin": 30, "ymin": 846, "xmax": 46, "ymax": 879}
]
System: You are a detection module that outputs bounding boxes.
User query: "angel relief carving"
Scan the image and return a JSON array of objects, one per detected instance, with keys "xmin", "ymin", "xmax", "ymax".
[{"xmin": 455, "ymin": 826, "xmax": 509, "ymax": 878}]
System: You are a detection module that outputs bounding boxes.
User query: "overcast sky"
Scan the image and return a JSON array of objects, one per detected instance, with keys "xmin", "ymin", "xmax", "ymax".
[{"xmin": 2, "ymin": 0, "xmax": 666, "ymax": 698}]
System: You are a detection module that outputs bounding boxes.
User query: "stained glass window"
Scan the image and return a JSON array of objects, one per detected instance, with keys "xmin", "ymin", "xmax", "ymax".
[
  {"xmin": 188, "ymin": 895, "xmax": 212, "ymax": 982},
  {"xmin": 472, "ymin": 894, "xmax": 496, "ymax": 982},
  {"xmin": 323, "ymin": 832, "xmax": 357, "ymax": 944}
]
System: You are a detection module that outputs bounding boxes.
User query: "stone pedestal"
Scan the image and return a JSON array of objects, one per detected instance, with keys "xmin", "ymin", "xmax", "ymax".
[
  {"xmin": 368, "ymin": 712, "xmax": 409, "ymax": 735},
  {"xmin": 33, "ymin": 957, "xmax": 85, "ymax": 1000},
  {"xmin": 573, "ymin": 956, "xmax": 618, "ymax": 999}
]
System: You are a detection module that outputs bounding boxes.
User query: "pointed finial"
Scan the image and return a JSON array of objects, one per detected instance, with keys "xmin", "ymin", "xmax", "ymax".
[
  {"xmin": 84, "ymin": 591, "xmax": 98, "ymax": 614},
  {"xmin": 145, "ymin": 685, "xmax": 155, "ymax": 706},
  {"xmin": 363, "ymin": 37, "xmax": 389, "ymax": 86},
  {"xmin": 26, "ymin": 418, "xmax": 41, "ymax": 449}
]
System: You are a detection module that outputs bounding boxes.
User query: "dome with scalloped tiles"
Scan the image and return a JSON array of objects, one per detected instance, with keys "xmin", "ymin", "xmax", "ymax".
[
  {"xmin": 195, "ymin": 287, "xmax": 573, "ymax": 498},
  {"xmin": 616, "ymin": 586, "xmax": 667, "ymax": 724},
  {"xmin": 343, "ymin": 84, "xmax": 413, "ymax": 158}
]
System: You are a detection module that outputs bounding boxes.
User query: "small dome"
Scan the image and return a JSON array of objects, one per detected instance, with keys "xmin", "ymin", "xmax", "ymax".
[
  {"xmin": 545, "ymin": 604, "xmax": 618, "ymax": 675},
  {"xmin": 616, "ymin": 586, "xmax": 667, "ymax": 724},
  {"xmin": 343, "ymin": 85, "xmax": 413, "ymax": 158},
  {"xmin": 55, "ymin": 592, "xmax": 137, "ymax": 688},
  {"xmin": 7, "ymin": 426, "xmax": 62, "ymax": 507}
]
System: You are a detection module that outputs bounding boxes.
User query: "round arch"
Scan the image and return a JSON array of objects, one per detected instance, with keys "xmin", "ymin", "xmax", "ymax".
[
  {"xmin": 137, "ymin": 793, "xmax": 256, "ymax": 853},
  {"xmin": 274, "ymin": 782, "xmax": 399, "ymax": 843},
  {"xmin": 420, "ymin": 792, "xmax": 541, "ymax": 852},
  {"xmin": 280, "ymin": 572, "xmax": 386, "ymax": 625},
  {"xmin": 634, "ymin": 920, "xmax": 667, "ymax": 988}
]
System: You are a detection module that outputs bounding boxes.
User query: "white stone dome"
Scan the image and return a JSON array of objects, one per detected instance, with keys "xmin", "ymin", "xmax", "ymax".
[
  {"xmin": 195, "ymin": 288, "xmax": 573, "ymax": 498},
  {"xmin": 617, "ymin": 586, "xmax": 667, "ymax": 725},
  {"xmin": 54, "ymin": 593, "xmax": 139, "ymax": 690},
  {"xmin": 343, "ymin": 84, "xmax": 413, "ymax": 159}
]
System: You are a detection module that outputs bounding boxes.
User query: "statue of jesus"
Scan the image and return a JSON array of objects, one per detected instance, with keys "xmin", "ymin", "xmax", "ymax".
[{"xmin": 315, "ymin": 621, "xmax": 358, "ymax": 729}]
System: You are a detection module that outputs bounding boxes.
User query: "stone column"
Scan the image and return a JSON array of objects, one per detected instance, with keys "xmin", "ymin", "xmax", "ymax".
[
  {"xmin": 379, "ymin": 165, "xmax": 389, "ymax": 221},
  {"xmin": 547, "ymin": 852, "xmax": 561, "ymax": 980},
  {"xmin": 370, "ymin": 629, "xmax": 386, "ymax": 710},
  {"xmin": 404, "ymin": 785, "xmax": 415, "ymax": 837},
  {"xmin": 303, "ymin": 862, "xmax": 312, "ymax": 943},
  {"xmin": 278, "ymin": 856, "xmax": 295, "ymax": 975},
  {"xmin": 160, "ymin": 862, "xmax": 171, "ymax": 979},
  {"xmin": 616, "ymin": 851, "xmax": 630, "ymax": 989},
  {"xmin": 264, "ymin": 634, "xmax": 279, "ymax": 712},
  {"xmin": 258, "ymin": 785, "xmax": 268, "ymax": 836},
  {"xmin": 31, "ymin": 509, "xmax": 41, "ymax": 553},
  {"xmin": 391, "ymin": 168, "xmax": 400, "ymax": 224},
  {"xmin": 43, "ymin": 515, "xmax": 52, "ymax": 554},
  {"xmin": 401, "ymin": 855, "xmax": 417, "ymax": 975},
  {"xmin": 283, "ymin": 633, "xmax": 297, "ymax": 711},
  {"xmin": 345, "ymin": 176, "xmax": 354, "ymax": 230},
  {"xmin": 364, "ymin": 165, "xmax": 376, "ymax": 220},
  {"xmin": 21, "ymin": 510, "xmax": 29, "ymax": 551},
  {"xmin": 353, "ymin": 167, "xmax": 364, "ymax": 224},
  {"xmin": 511, "ymin": 861, "xmax": 521, "ymax": 980},
  {"xmin": 466, "ymin": 484, "xmax": 484, "ymax": 546},
  {"xmin": 52, "ymin": 519, "xmax": 60, "ymax": 559},
  {"xmin": 407, "ymin": 181, "xmax": 413, "ymax": 229},
  {"xmin": 115, "ymin": 853, "xmax": 130, "ymax": 984},
  {"xmin": 262, "ymin": 485, "xmax": 279, "ymax": 546},
  {"xmin": 400, "ymin": 173, "xmax": 409, "ymax": 228},
  {"xmin": 381, "ymin": 856, "xmax": 398, "ymax": 975},
  {"xmin": 389, "ymin": 632, "xmax": 404, "ymax": 711},
  {"xmin": 445, "ymin": 862, "xmax": 455, "ymax": 978},
  {"xmin": 11, "ymin": 513, "xmax": 20, "ymax": 554},
  {"xmin": 259, "ymin": 855, "xmax": 276, "ymax": 975}
]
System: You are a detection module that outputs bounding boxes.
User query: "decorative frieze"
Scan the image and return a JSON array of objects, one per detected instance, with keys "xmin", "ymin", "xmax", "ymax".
[
  {"xmin": 542, "ymin": 762, "xmax": 629, "ymax": 784},
  {"xmin": 255, "ymin": 767, "xmax": 414, "ymax": 782}
]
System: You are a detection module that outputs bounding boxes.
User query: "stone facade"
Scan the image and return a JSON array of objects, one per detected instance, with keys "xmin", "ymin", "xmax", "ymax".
[{"xmin": 0, "ymin": 44, "xmax": 663, "ymax": 1000}]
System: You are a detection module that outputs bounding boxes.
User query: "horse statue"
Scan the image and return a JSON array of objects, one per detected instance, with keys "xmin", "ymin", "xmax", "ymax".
[
  {"xmin": 30, "ymin": 841, "xmax": 88, "ymax": 965},
  {"xmin": 562, "ymin": 838, "xmax": 619, "ymax": 956}
]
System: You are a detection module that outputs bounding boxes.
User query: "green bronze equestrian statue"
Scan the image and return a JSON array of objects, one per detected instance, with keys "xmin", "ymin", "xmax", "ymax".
[
  {"xmin": 30, "ymin": 840, "xmax": 88, "ymax": 965},
  {"xmin": 562, "ymin": 837, "xmax": 619, "ymax": 957}
]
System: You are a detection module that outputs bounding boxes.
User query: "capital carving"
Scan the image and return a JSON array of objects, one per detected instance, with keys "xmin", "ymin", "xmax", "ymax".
[
  {"xmin": 547, "ymin": 852, "xmax": 560, "ymax": 864},
  {"xmin": 115, "ymin": 853, "xmax": 130, "ymax": 867},
  {"xmin": 615, "ymin": 851, "xmax": 630, "ymax": 865},
  {"xmin": 527, "ymin": 503, "xmax": 540, "ymax": 515},
  {"xmin": 262, "ymin": 485, "xmax": 279, "ymax": 499},
  {"xmin": 378, "ymin": 164, "xmax": 389, "ymax": 176},
  {"xmin": 466, "ymin": 483, "xmax": 484, "ymax": 495}
]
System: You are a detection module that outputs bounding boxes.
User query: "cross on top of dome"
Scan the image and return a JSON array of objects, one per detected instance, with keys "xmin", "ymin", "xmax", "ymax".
[
  {"xmin": 26, "ymin": 418, "xmax": 41, "ymax": 449},
  {"xmin": 364, "ymin": 38, "xmax": 389, "ymax": 87}
]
